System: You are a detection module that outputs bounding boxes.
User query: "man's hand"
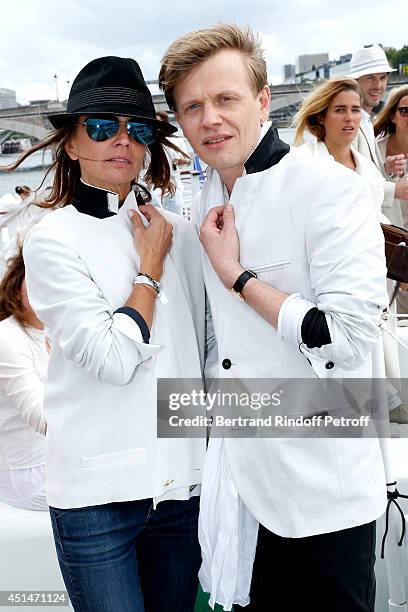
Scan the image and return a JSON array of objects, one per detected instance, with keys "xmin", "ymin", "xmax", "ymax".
[
  {"xmin": 385, "ymin": 154, "xmax": 406, "ymax": 176},
  {"xmin": 200, "ymin": 204, "xmax": 244, "ymax": 288},
  {"xmin": 395, "ymin": 177, "xmax": 408, "ymax": 201}
]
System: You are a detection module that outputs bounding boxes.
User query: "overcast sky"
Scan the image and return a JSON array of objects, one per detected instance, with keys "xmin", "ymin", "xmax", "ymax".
[{"xmin": 2, "ymin": 0, "xmax": 406, "ymax": 104}]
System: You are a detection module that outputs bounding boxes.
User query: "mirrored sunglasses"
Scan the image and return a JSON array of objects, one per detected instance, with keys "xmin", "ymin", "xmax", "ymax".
[
  {"xmin": 76, "ymin": 116, "xmax": 156, "ymax": 145},
  {"xmin": 397, "ymin": 106, "xmax": 408, "ymax": 116}
]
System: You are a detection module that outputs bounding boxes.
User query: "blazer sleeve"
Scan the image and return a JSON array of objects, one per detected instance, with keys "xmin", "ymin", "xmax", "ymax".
[
  {"xmin": 23, "ymin": 221, "xmax": 162, "ymax": 387},
  {"xmin": 0, "ymin": 327, "xmax": 46, "ymax": 435},
  {"xmin": 278, "ymin": 170, "xmax": 388, "ymax": 376}
]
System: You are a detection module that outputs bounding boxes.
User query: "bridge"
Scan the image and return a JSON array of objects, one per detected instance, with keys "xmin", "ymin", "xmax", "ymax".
[
  {"xmin": 0, "ymin": 76, "xmax": 406, "ymax": 140},
  {"xmin": 0, "ymin": 86, "xmax": 312, "ymax": 140}
]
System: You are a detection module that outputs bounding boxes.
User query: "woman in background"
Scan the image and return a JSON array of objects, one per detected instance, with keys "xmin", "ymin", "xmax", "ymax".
[
  {"xmin": 375, "ymin": 86, "xmax": 408, "ymax": 387},
  {"xmin": 374, "ymin": 85, "xmax": 408, "ymax": 226},
  {"xmin": 293, "ymin": 76, "xmax": 405, "ymax": 423},
  {"xmin": 294, "ymin": 77, "xmax": 384, "ymax": 211},
  {"xmin": 0, "ymin": 247, "xmax": 47, "ymax": 511},
  {"xmin": 155, "ymin": 110, "xmax": 191, "ymax": 216},
  {"xmin": 15, "ymin": 186, "xmax": 31, "ymax": 201}
]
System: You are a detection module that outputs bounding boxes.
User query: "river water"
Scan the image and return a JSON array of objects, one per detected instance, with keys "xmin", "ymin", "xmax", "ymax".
[{"xmin": 0, "ymin": 150, "xmax": 54, "ymax": 198}]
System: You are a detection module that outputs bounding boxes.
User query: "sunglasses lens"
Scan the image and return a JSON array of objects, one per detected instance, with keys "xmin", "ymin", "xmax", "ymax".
[
  {"xmin": 127, "ymin": 122, "xmax": 156, "ymax": 145},
  {"xmin": 399, "ymin": 107, "xmax": 408, "ymax": 116},
  {"xmin": 85, "ymin": 118, "xmax": 119, "ymax": 141}
]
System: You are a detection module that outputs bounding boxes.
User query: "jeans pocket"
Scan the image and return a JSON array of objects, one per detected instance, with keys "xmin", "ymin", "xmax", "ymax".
[{"xmin": 49, "ymin": 506, "xmax": 72, "ymax": 521}]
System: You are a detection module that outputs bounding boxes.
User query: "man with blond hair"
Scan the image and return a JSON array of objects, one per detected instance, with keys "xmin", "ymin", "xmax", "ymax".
[{"xmin": 160, "ymin": 24, "xmax": 387, "ymax": 611}]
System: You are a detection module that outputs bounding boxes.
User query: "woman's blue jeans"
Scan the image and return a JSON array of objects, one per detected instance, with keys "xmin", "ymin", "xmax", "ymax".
[{"xmin": 49, "ymin": 496, "xmax": 201, "ymax": 612}]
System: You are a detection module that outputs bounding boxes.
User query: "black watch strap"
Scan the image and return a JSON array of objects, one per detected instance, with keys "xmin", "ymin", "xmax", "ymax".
[{"xmin": 232, "ymin": 269, "xmax": 257, "ymax": 295}]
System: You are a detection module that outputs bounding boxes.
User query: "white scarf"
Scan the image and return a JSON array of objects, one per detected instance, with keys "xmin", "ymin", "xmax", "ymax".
[
  {"xmin": 198, "ymin": 122, "xmax": 273, "ymax": 610},
  {"xmin": 198, "ymin": 438, "xmax": 259, "ymax": 610}
]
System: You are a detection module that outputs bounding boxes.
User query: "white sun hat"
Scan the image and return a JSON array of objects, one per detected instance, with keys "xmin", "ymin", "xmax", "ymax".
[{"xmin": 349, "ymin": 44, "xmax": 396, "ymax": 79}]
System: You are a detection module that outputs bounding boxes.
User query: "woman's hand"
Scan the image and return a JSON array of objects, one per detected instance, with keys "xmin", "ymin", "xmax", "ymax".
[
  {"xmin": 395, "ymin": 177, "xmax": 408, "ymax": 201},
  {"xmin": 385, "ymin": 154, "xmax": 406, "ymax": 176},
  {"xmin": 129, "ymin": 205, "xmax": 173, "ymax": 280}
]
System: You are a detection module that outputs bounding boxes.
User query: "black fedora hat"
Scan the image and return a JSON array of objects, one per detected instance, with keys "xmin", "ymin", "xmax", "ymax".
[{"xmin": 48, "ymin": 56, "xmax": 177, "ymax": 136}]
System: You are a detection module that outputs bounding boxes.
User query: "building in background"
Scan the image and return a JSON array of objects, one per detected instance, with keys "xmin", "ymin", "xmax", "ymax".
[
  {"xmin": 296, "ymin": 53, "xmax": 329, "ymax": 74},
  {"xmin": 0, "ymin": 89, "xmax": 17, "ymax": 109},
  {"xmin": 282, "ymin": 64, "xmax": 296, "ymax": 84}
]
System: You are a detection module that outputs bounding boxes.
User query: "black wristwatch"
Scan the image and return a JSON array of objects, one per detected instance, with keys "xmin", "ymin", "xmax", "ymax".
[{"xmin": 231, "ymin": 269, "xmax": 257, "ymax": 301}]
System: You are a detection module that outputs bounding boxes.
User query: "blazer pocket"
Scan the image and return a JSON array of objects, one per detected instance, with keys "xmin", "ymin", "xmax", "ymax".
[
  {"xmin": 249, "ymin": 259, "xmax": 291, "ymax": 289},
  {"xmin": 81, "ymin": 447, "xmax": 147, "ymax": 470},
  {"xmin": 250, "ymin": 259, "xmax": 291, "ymax": 273}
]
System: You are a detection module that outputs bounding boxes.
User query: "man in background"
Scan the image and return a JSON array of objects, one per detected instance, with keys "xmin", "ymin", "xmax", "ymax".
[
  {"xmin": 350, "ymin": 44, "xmax": 408, "ymax": 423},
  {"xmin": 350, "ymin": 43, "xmax": 408, "ymax": 222}
]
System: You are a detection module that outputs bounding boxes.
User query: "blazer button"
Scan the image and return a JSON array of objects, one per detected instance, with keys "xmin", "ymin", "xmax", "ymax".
[
  {"xmin": 325, "ymin": 361, "xmax": 334, "ymax": 370},
  {"xmin": 222, "ymin": 358, "xmax": 232, "ymax": 370}
]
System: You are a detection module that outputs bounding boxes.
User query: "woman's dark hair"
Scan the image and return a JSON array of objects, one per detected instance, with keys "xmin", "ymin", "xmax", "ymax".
[
  {"xmin": 374, "ymin": 85, "xmax": 408, "ymax": 138},
  {"xmin": 15, "ymin": 185, "xmax": 31, "ymax": 196},
  {"xmin": 1, "ymin": 122, "xmax": 187, "ymax": 206},
  {"xmin": 0, "ymin": 247, "xmax": 29, "ymax": 327}
]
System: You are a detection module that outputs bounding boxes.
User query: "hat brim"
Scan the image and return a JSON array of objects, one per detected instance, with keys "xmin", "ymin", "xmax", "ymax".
[
  {"xmin": 349, "ymin": 66, "xmax": 397, "ymax": 79},
  {"xmin": 47, "ymin": 111, "xmax": 177, "ymax": 136}
]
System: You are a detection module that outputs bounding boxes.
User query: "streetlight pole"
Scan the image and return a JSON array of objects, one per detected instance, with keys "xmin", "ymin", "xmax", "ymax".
[{"xmin": 54, "ymin": 74, "xmax": 59, "ymax": 102}]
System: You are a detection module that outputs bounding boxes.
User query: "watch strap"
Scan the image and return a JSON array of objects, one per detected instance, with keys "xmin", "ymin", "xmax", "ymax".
[{"xmin": 232, "ymin": 269, "xmax": 257, "ymax": 296}]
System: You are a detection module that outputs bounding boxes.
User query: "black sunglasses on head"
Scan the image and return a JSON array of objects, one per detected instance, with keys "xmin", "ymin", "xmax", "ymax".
[{"xmin": 76, "ymin": 116, "xmax": 156, "ymax": 145}]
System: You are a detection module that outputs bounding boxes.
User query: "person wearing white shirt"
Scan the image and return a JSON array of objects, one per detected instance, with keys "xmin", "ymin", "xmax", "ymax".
[
  {"xmin": 155, "ymin": 111, "xmax": 192, "ymax": 215},
  {"xmin": 349, "ymin": 44, "xmax": 408, "ymax": 224},
  {"xmin": 160, "ymin": 24, "xmax": 388, "ymax": 612},
  {"xmin": 0, "ymin": 247, "xmax": 47, "ymax": 511},
  {"xmin": 374, "ymin": 85, "xmax": 408, "ymax": 227},
  {"xmin": 9, "ymin": 56, "xmax": 207, "ymax": 612},
  {"xmin": 293, "ymin": 76, "xmax": 385, "ymax": 209}
]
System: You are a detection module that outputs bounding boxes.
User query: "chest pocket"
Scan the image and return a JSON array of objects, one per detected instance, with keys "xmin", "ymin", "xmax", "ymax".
[{"xmin": 249, "ymin": 259, "xmax": 291, "ymax": 290}]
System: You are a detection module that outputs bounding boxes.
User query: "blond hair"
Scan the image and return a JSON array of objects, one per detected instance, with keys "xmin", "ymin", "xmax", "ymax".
[
  {"xmin": 374, "ymin": 85, "xmax": 408, "ymax": 138},
  {"xmin": 293, "ymin": 77, "xmax": 362, "ymax": 145},
  {"xmin": 159, "ymin": 23, "xmax": 267, "ymax": 110}
]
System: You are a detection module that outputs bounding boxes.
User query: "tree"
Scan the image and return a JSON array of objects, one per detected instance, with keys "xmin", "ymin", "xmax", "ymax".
[{"xmin": 386, "ymin": 46, "xmax": 408, "ymax": 69}]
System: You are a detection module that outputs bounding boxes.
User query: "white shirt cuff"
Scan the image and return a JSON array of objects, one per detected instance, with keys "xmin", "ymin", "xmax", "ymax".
[
  {"xmin": 112, "ymin": 312, "xmax": 163, "ymax": 359},
  {"xmin": 277, "ymin": 293, "xmax": 317, "ymax": 347}
]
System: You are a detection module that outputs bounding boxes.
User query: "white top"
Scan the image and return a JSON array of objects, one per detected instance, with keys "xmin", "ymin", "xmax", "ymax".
[
  {"xmin": 0, "ymin": 316, "xmax": 47, "ymax": 470},
  {"xmin": 377, "ymin": 134, "xmax": 408, "ymax": 227},
  {"xmin": 196, "ymin": 128, "xmax": 388, "ymax": 609},
  {"xmin": 165, "ymin": 136, "xmax": 192, "ymax": 170},
  {"xmin": 305, "ymin": 139, "xmax": 385, "ymax": 217},
  {"xmin": 24, "ymin": 189, "xmax": 206, "ymax": 509},
  {"xmin": 354, "ymin": 111, "xmax": 401, "ymax": 224}
]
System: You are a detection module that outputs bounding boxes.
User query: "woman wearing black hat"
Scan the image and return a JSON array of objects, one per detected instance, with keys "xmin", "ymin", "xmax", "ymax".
[{"xmin": 6, "ymin": 57, "xmax": 206, "ymax": 612}]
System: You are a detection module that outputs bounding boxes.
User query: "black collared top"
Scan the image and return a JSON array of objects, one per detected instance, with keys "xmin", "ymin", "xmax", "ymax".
[
  {"xmin": 70, "ymin": 179, "xmax": 151, "ymax": 343},
  {"xmin": 244, "ymin": 124, "xmax": 290, "ymax": 175},
  {"xmin": 71, "ymin": 180, "xmax": 119, "ymax": 218}
]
